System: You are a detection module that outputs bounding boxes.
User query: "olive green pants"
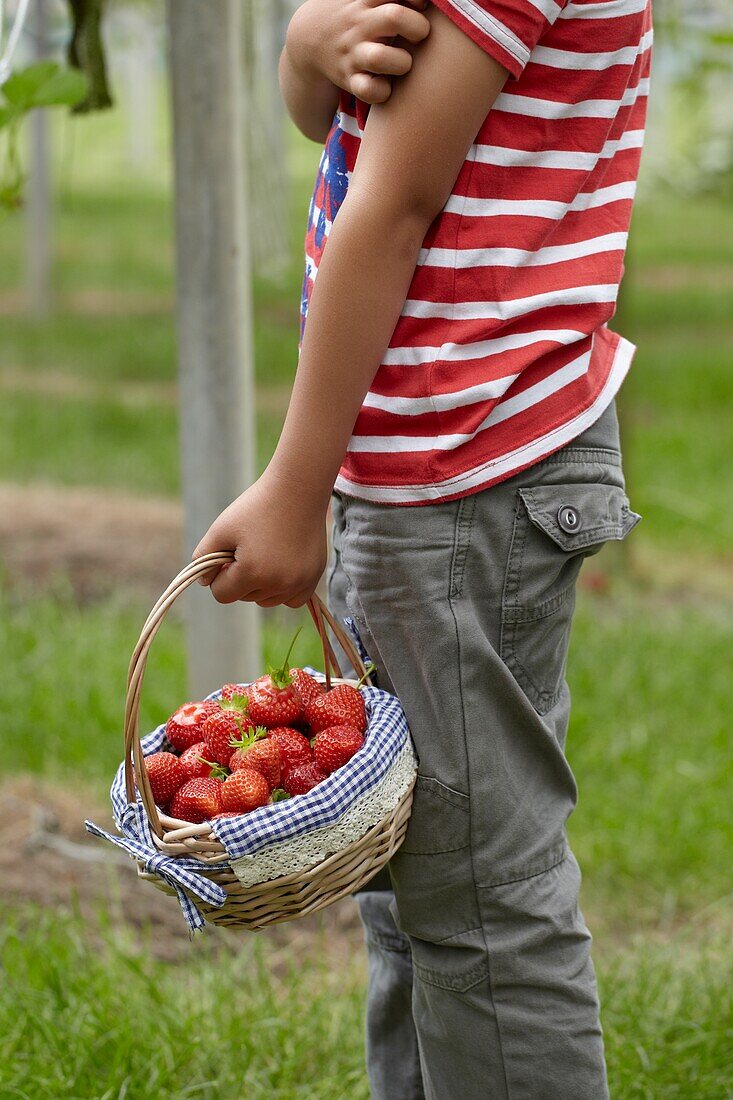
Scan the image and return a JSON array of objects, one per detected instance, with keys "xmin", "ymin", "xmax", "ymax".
[{"xmin": 328, "ymin": 400, "xmax": 640, "ymax": 1100}]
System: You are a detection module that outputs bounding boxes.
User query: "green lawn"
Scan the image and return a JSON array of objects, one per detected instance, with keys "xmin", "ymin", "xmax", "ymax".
[
  {"xmin": 0, "ymin": 107, "xmax": 731, "ymax": 1099},
  {"xmin": 1, "ymin": 908, "xmax": 730, "ymax": 1100}
]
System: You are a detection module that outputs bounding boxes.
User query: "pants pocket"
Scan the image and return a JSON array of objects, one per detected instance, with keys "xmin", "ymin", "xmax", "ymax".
[
  {"xmin": 389, "ymin": 775, "xmax": 479, "ymax": 944},
  {"xmin": 501, "ymin": 481, "xmax": 641, "ymax": 714}
]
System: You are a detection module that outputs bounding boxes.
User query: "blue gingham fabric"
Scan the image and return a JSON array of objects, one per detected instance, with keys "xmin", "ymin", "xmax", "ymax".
[{"xmin": 85, "ymin": 668, "xmax": 411, "ymax": 931}]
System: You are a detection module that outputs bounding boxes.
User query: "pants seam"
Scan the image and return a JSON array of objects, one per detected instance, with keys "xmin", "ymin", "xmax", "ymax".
[{"xmin": 448, "ymin": 505, "xmax": 512, "ymax": 1100}]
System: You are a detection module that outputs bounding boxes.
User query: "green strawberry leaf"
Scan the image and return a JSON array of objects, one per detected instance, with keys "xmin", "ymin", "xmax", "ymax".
[
  {"xmin": 270, "ymin": 788, "xmax": 291, "ymax": 802},
  {"xmin": 221, "ymin": 691, "xmax": 249, "ymax": 714}
]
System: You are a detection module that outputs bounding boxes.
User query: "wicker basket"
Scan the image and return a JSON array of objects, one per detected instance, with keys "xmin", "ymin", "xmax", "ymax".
[{"xmin": 124, "ymin": 551, "xmax": 415, "ymax": 930}]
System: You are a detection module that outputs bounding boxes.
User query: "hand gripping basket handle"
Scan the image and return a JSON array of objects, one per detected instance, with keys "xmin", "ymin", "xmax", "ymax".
[{"xmin": 123, "ymin": 551, "xmax": 372, "ymax": 837}]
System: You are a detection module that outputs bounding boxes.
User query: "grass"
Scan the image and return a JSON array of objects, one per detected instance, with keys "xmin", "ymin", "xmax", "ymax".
[
  {"xmin": 0, "ymin": 908, "xmax": 730, "ymax": 1099},
  {"xmin": 0, "ymin": 909, "xmax": 370, "ymax": 1100}
]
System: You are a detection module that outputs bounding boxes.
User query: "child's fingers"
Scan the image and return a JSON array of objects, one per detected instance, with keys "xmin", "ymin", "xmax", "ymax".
[
  {"xmin": 365, "ymin": 0, "xmax": 428, "ymax": 10},
  {"xmin": 195, "ymin": 562, "xmax": 223, "ymax": 587},
  {"xmin": 349, "ymin": 71, "xmax": 392, "ymax": 104},
  {"xmin": 209, "ymin": 557, "xmax": 254, "ymax": 605},
  {"xmin": 366, "ymin": 3, "xmax": 431, "ymax": 45},
  {"xmin": 353, "ymin": 41, "xmax": 414, "ymax": 77}
]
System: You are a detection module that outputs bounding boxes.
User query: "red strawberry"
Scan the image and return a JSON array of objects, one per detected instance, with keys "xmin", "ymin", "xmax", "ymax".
[
  {"xmin": 290, "ymin": 668, "xmax": 325, "ymax": 710},
  {"xmin": 229, "ymin": 727, "xmax": 282, "ymax": 790},
  {"xmin": 248, "ymin": 675, "xmax": 303, "ymax": 727},
  {"xmin": 212, "ymin": 811, "xmax": 241, "ymax": 820},
  {"xmin": 282, "ymin": 760, "xmax": 327, "ymax": 796},
  {"xmin": 219, "ymin": 683, "xmax": 251, "ymax": 707},
  {"xmin": 144, "ymin": 751, "xmax": 185, "ymax": 808},
  {"xmin": 221, "ymin": 768, "xmax": 270, "ymax": 814},
  {"xmin": 247, "ymin": 633, "xmax": 304, "ymax": 727},
  {"xmin": 179, "ymin": 742, "xmax": 219, "ymax": 782},
  {"xmin": 268, "ymin": 726, "xmax": 312, "ymax": 772},
  {"xmin": 169, "ymin": 777, "xmax": 222, "ymax": 824},
  {"xmin": 305, "ymin": 683, "xmax": 367, "ymax": 735},
  {"xmin": 202, "ymin": 708, "xmax": 253, "ymax": 768},
  {"xmin": 313, "ymin": 725, "xmax": 365, "ymax": 774},
  {"xmin": 165, "ymin": 700, "xmax": 219, "ymax": 752}
]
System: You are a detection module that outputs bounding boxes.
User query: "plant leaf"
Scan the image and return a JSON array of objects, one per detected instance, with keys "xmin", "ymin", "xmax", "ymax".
[
  {"xmin": 2, "ymin": 62, "xmax": 59, "ymax": 109},
  {"xmin": 31, "ymin": 68, "xmax": 88, "ymax": 109},
  {"xmin": 2, "ymin": 62, "xmax": 87, "ymax": 111},
  {"xmin": 0, "ymin": 105, "xmax": 18, "ymax": 130}
]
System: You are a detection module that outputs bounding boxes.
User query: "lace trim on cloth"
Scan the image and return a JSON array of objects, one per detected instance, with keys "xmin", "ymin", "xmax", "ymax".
[{"xmin": 228, "ymin": 739, "xmax": 417, "ymax": 888}]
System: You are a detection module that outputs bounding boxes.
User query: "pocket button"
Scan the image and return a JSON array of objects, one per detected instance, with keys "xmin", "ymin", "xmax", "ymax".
[{"xmin": 557, "ymin": 505, "xmax": 582, "ymax": 534}]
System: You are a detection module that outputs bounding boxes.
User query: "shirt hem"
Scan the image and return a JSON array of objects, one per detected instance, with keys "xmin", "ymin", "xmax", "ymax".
[{"xmin": 334, "ymin": 334, "xmax": 635, "ymax": 507}]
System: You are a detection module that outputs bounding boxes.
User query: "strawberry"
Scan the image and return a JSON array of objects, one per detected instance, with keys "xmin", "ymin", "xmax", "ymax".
[
  {"xmin": 169, "ymin": 777, "xmax": 222, "ymax": 824},
  {"xmin": 221, "ymin": 768, "xmax": 270, "ymax": 814},
  {"xmin": 268, "ymin": 726, "xmax": 312, "ymax": 772},
  {"xmin": 219, "ymin": 683, "xmax": 251, "ymax": 708},
  {"xmin": 313, "ymin": 725, "xmax": 365, "ymax": 774},
  {"xmin": 289, "ymin": 667, "xmax": 324, "ymax": 710},
  {"xmin": 179, "ymin": 742, "xmax": 219, "ymax": 782},
  {"xmin": 212, "ymin": 811, "xmax": 241, "ymax": 820},
  {"xmin": 165, "ymin": 700, "xmax": 219, "ymax": 752},
  {"xmin": 305, "ymin": 683, "xmax": 367, "ymax": 735},
  {"xmin": 229, "ymin": 727, "xmax": 282, "ymax": 790},
  {"xmin": 282, "ymin": 760, "xmax": 327, "ymax": 796},
  {"xmin": 248, "ymin": 675, "xmax": 303, "ymax": 727},
  {"xmin": 247, "ymin": 633, "xmax": 304, "ymax": 727},
  {"xmin": 202, "ymin": 707, "xmax": 253, "ymax": 768},
  {"xmin": 144, "ymin": 751, "xmax": 185, "ymax": 808}
]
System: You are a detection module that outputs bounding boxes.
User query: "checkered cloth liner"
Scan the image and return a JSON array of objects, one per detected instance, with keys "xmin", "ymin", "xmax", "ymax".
[{"xmin": 85, "ymin": 668, "xmax": 411, "ymax": 931}]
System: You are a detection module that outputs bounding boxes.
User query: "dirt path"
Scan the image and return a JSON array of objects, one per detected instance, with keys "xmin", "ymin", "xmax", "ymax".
[
  {"xmin": 1, "ymin": 480, "xmax": 731, "ymax": 607},
  {"xmin": 0, "ymin": 775, "xmax": 363, "ymax": 963},
  {"xmin": 0, "ymin": 368, "xmax": 292, "ymax": 416},
  {"xmin": 0, "ymin": 482, "xmax": 183, "ymax": 602}
]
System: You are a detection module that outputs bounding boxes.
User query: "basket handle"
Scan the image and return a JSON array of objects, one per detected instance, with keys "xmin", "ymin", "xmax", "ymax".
[{"xmin": 123, "ymin": 551, "xmax": 372, "ymax": 836}]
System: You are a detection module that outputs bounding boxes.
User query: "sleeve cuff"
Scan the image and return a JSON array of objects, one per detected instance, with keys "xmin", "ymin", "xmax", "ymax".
[{"xmin": 430, "ymin": 0, "xmax": 530, "ymax": 79}]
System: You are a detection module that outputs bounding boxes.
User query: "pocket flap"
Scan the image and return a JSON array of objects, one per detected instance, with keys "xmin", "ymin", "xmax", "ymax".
[{"xmin": 518, "ymin": 483, "xmax": 641, "ymax": 552}]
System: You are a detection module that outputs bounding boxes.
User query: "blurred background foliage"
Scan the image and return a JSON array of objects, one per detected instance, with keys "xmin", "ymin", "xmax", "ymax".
[{"xmin": 0, "ymin": 2, "xmax": 731, "ymax": 1098}]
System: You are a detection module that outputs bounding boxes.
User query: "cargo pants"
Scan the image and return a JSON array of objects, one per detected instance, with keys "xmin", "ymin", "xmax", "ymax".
[{"xmin": 327, "ymin": 400, "xmax": 640, "ymax": 1100}]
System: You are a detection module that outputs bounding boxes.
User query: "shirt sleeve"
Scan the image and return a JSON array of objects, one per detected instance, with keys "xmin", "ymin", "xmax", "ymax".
[{"xmin": 429, "ymin": 0, "xmax": 568, "ymax": 79}]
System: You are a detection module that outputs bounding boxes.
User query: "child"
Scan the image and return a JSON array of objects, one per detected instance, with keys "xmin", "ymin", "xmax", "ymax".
[{"xmin": 195, "ymin": 0, "xmax": 652, "ymax": 1095}]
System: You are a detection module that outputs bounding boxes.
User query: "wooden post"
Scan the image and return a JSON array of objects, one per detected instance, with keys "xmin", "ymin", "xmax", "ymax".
[
  {"xmin": 248, "ymin": 0, "xmax": 290, "ymax": 278},
  {"xmin": 26, "ymin": 0, "xmax": 52, "ymax": 316},
  {"xmin": 166, "ymin": 0, "xmax": 261, "ymax": 697}
]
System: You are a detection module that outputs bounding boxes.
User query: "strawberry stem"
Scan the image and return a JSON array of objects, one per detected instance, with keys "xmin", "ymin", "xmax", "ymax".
[
  {"xmin": 198, "ymin": 757, "xmax": 228, "ymax": 779},
  {"xmin": 229, "ymin": 725, "xmax": 268, "ymax": 751},
  {"xmin": 355, "ymin": 663, "xmax": 377, "ymax": 689},
  {"xmin": 221, "ymin": 692, "xmax": 249, "ymax": 714},
  {"xmin": 269, "ymin": 627, "xmax": 302, "ymax": 689}
]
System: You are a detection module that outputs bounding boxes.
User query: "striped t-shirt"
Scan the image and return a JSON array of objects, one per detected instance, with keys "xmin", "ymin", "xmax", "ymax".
[{"xmin": 299, "ymin": 0, "xmax": 653, "ymax": 505}]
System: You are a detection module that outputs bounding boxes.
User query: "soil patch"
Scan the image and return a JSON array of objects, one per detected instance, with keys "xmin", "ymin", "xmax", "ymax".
[
  {"xmin": 0, "ymin": 482, "xmax": 183, "ymax": 603},
  {"xmin": 0, "ymin": 775, "xmax": 363, "ymax": 963},
  {"xmin": 0, "ymin": 368, "xmax": 177, "ymax": 407},
  {"xmin": 0, "ymin": 289, "xmax": 174, "ymax": 317}
]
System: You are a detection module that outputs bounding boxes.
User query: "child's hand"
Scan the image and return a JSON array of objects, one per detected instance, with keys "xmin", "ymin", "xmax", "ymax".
[
  {"xmin": 192, "ymin": 469, "xmax": 329, "ymax": 608},
  {"xmin": 287, "ymin": 0, "xmax": 431, "ymax": 105}
]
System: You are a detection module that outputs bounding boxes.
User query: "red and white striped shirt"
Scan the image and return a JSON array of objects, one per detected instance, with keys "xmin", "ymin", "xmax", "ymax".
[{"xmin": 300, "ymin": 0, "xmax": 653, "ymax": 505}]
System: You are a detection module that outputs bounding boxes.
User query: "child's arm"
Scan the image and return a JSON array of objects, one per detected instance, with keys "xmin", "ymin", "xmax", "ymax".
[
  {"xmin": 280, "ymin": 0, "xmax": 431, "ymax": 142},
  {"xmin": 195, "ymin": 7, "xmax": 508, "ymax": 606}
]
